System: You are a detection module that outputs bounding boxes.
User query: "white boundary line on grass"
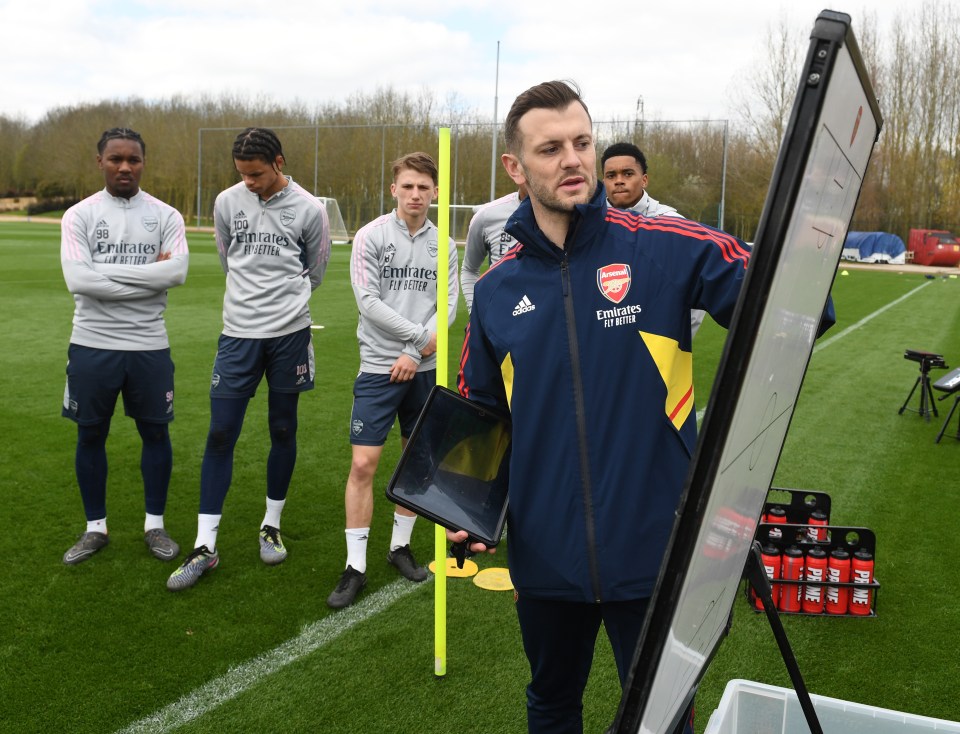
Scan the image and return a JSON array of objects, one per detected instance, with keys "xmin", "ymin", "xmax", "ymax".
[
  {"xmin": 116, "ymin": 578, "xmax": 429, "ymax": 734},
  {"xmin": 695, "ymin": 280, "xmax": 932, "ymax": 423},
  {"xmin": 811, "ymin": 280, "xmax": 931, "ymax": 354}
]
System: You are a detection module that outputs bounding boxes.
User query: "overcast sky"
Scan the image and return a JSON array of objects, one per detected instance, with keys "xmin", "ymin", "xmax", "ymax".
[{"xmin": 3, "ymin": 0, "xmax": 942, "ymax": 125}]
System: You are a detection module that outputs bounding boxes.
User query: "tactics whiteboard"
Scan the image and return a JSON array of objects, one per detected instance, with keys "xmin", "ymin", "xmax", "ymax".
[{"xmin": 614, "ymin": 11, "xmax": 883, "ymax": 734}]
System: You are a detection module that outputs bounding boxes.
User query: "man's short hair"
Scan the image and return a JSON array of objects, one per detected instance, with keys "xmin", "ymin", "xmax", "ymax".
[
  {"xmin": 392, "ymin": 151, "xmax": 438, "ymax": 185},
  {"xmin": 601, "ymin": 142, "xmax": 648, "ymax": 174},
  {"xmin": 504, "ymin": 80, "xmax": 592, "ymax": 155},
  {"xmin": 98, "ymin": 128, "xmax": 145, "ymax": 156},
  {"xmin": 232, "ymin": 127, "xmax": 284, "ymax": 164}
]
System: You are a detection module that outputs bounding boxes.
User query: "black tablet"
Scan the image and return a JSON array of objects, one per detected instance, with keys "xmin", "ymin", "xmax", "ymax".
[{"xmin": 385, "ymin": 385, "xmax": 511, "ymax": 547}]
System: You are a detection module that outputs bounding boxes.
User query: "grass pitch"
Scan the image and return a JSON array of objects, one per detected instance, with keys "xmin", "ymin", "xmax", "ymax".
[{"xmin": 2, "ymin": 221, "xmax": 960, "ymax": 732}]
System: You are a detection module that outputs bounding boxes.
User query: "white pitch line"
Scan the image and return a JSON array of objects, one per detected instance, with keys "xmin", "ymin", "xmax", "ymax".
[
  {"xmin": 812, "ymin": 280, "xmax": 931, "ymax": 354},
  {"xmin": 695, "ymin": 280, "xmax": 933, "ymax": 423},
  {"xmin": 116, "ymin": 578, "xmax": 429, "ymax": 734}
]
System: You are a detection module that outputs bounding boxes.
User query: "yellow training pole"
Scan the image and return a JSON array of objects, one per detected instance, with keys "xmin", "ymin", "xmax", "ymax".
[{"xmin": 434, "ymin": 127, "xmax": 451, "ymax": 677}]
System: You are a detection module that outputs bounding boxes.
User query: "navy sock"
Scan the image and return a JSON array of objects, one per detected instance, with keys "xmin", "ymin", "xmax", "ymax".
[
  {"xmin": 266, "ymin": 390, "xmax": 299, "ymax": 502},
  {"xmin": 76, "ymin": 420, "xmax": 110, "ymax": 521},
  {"xmin": 136, "ymin": 420, "xmax": 172, "ymax": 516},
  {"xmin": 199, "ymin": 397, "xmax": 249, "ymax": 515}
]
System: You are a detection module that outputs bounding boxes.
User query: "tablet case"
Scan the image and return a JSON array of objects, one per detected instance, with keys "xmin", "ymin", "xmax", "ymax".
[{"xmin": 385, "ymin": 385, "xmax": 511, "ymax": 547}]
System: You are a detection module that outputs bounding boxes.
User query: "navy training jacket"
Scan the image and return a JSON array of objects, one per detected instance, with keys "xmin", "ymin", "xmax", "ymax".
[{"xmin": 458, "ymin": 183, "xmax": 751, "ymax": 603}]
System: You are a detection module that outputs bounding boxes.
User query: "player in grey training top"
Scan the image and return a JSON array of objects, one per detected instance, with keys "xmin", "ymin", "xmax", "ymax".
[
  {"xmin": 168, "ymin": 127, "xmax": 331, "ymax": 592},
  {"xmin": 350, "ymin": 206, "xmax": 459, "ymax": 376},
  {"xmin": 212, "ymin": 177, "xmax": 328, "ymax": 338},
  {"xmin": 460, "ymin": 186, "xmax": 526, "ymax": 314},
  {"xmin": 60, "ymin": 127, "xmax": 188, "ymax": 566},
  {"xmin": 602, "ymin": 142, "xmax": 704, "ymax": 335},
  {"xmin": 326, "ymin": 151, "xmax": 459, "ymax": 609}
]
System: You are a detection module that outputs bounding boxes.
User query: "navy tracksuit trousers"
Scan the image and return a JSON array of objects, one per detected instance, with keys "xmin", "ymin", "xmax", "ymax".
[{"xmin": 516, "ymin": 595, "xmax": 695, "ymax": 734}]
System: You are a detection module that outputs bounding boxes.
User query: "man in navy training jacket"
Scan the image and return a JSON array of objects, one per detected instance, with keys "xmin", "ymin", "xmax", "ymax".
[{"xmin": 450, "ymin": 80, "xmax": 756, "ymax": 734}]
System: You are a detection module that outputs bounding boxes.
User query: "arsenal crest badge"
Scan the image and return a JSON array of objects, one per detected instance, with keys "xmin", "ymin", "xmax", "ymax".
[{"xmin": 597, "ymin": 263, "xmax": 631, "ymax": 304}]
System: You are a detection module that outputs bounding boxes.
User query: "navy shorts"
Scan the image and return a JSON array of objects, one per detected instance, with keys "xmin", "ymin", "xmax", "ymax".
[
  {"xmin": 349, "ymin": 370, "xmax": 435, "ymax": 446},
  {"xmin": 62, "ymin": 344, "xmax": 175, "ymax": 425},
  {"xmin": 210, "ymin": 327, "xmax": 314, "ymax": 398}
]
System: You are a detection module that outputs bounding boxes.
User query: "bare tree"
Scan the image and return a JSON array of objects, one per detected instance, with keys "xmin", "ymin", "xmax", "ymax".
[
  {"xmin": 870, "ymin": 0, "xmax": 960, "ymax": 236},
  {"xmin": 736, "ymin": 13, "xmax": 805, "ymax": 160},
  {"xmin": 0, "ymin": 115, "xmax": 30, "ymax": 196}
]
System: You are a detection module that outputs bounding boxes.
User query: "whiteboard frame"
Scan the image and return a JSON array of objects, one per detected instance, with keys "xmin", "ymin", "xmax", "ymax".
[{"xmin": 614, "ymin": 11, "xmax": 883, "ymax": 734}]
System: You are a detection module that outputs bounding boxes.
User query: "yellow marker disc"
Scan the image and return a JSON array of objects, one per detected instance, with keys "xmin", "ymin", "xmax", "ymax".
[
  {"xmin": 473, "ymin": 567, "xmax": 513, "ymax": 591},
  {"xmin": 428, "ymin": 557, "xmax": 479, "ymax": 578}
]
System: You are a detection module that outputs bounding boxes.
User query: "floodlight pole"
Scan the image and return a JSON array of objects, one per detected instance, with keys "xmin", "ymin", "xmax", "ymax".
[
  {"xmin": 490, "ymin": 41, "xmax": 500, "ymax": 201},
  {"xmin": 635, "ymin": 96, "xmax": 644, "ymax": 139},
  {"xmin": 196, "ymin": 129, "xmax": 202, "ymax": 228},
  {"xmin": 719, "ymin": 119, "xmax": 729, "ymax": 231},
  {"xmin": 380, "ymin": 126, "xmax": 386, "ymax": 216},
  {"xmin": 314, "ymin": 126, "xmax": 319, "ymax": 195},
  {"xmin": 452, "ymin": 128, "xmax": 460, "ymax": 239}
]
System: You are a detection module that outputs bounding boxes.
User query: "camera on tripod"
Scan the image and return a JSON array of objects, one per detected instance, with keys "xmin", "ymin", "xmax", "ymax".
[
  {"xmin": 900, "ymin": 350, "xmax": 948, "ymax": 421},
  {"xmin": 904, "ymin": 349, "xmax": 946, "ymax": 369}
]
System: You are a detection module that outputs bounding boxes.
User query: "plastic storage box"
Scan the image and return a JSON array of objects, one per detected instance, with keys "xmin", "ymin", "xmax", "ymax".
[{"xmin": 704, "ymin": 679, "xmax": 960, "ymax": 734}]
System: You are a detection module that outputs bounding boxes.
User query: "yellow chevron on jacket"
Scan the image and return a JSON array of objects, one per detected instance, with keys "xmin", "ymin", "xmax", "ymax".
[
  {"xmin": 640, "ymin": 331, "xmax": 694, "ymax": 430},
  {"xmin": 500, "ymin": 352, "xmax": 515, "ymax": 409}
]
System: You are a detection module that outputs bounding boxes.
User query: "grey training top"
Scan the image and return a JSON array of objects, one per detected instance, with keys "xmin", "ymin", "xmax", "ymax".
[
  {"xmin": 213, "ymin": 177, "xmax": 331, "ymax": 339},
  {"xmin": 350, "ymin": 211, "xmax": 459, "ymax": 374},
  {"xmin": 460, "ymin": 191, "xmax": 522, "ymax": 314},
  {"xmin": 61, "ymin": 188, "xmax": 189, "ymax": 351}
]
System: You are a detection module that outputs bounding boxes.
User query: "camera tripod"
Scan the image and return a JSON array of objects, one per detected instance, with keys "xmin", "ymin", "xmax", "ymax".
[{"xmin": 899, "ymin": 349, "xmax": 947, "ymax": 422}]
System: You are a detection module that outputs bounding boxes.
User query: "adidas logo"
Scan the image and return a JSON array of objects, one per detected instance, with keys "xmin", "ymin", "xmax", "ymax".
[{"xmin": 512, "ymin": 295, "xmax": 536, "ymax": 316}]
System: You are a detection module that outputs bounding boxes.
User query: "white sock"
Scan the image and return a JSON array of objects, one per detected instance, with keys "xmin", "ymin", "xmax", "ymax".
[
  {"xmin": 262, "ymin": 498, "xmax": 285, "ymax": 530},
  {"xmin": 144, "ymin": 513, "xmax": 164, "ymax": 532},
  {"xmin": 390, "ymin": 512, "xmax": 417, "ymax": 551},
  {"xmin": 345, "ymin": 527, "xmax": 370, "ymax": 573},
  {"xmin": 195, "ymin": 513, "xmax": 222, "ymax": 552},
  {"xmin": 87, "ymin": 517, "xmax": 107, "ymax": 535}
]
